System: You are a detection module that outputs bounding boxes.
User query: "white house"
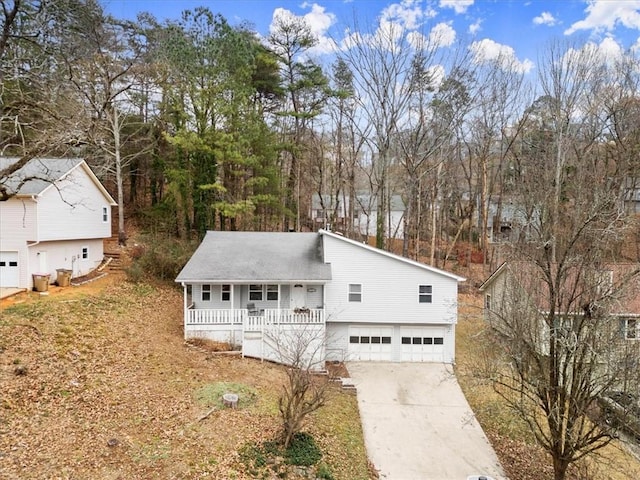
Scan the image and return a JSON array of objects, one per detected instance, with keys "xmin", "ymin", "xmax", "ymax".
[
  {"xmin": 311, "ymin": 193, "xmax": 406, "ymax": 240},
  {"xmin": 175, "ymin": 230, "xmax": 464, "ymax": 365},
  {"xmin": 0, "ymin": 157, "xmax": 116, "ymax": 289}
]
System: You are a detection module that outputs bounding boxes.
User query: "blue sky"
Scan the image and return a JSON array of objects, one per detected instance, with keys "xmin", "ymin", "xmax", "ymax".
[{"xmin": 102, "ymin": 0, "xmax": 640, "ymax": 74}]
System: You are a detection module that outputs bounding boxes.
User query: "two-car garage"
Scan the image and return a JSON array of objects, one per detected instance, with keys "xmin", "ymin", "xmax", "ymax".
[{"xmin": 346, "ymin": 324, "xmax": 450, "ymax": 363}]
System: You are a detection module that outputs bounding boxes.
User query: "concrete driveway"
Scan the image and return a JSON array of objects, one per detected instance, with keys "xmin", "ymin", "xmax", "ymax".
[{"xmin": 347, "ymin": 362, "xmax": 506, "ymax": 480}]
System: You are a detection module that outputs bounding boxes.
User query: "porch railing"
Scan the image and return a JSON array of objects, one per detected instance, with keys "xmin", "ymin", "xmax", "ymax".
[{"xmin": 186, "ymin": 307, "xmax": 324, "ymax": 327}]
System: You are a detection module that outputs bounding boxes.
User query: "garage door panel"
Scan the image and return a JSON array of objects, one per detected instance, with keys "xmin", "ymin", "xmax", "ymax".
[
  {"xmin": 348, "ymin": 326, "xmax": 393, "ymax": 361},
  {"xmin": 401, "ymin": 326, "xmax": 446, "ymax": 362},
  {"xmin": 0, "ymin": 252, "xmax": 19, "ymax": 287}
]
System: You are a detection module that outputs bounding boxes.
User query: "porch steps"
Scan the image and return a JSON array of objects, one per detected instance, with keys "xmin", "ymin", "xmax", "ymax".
[
  {"xmin": 337, "ymin": 377, "xmax": 358, "ymax": 394},
  {"xmin": 103, "ymin": 251, "xmax": 124, "ymax": 272}
]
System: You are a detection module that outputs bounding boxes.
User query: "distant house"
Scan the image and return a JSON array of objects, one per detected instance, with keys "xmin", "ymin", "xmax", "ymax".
[
  {"xmin": 479, "ymin": 261, "xmax": 640, "ymax": 342},
  {"xmin": 0, "ymin": 158, "xmax": 116, "ymax": 289},
  {"xmin": 311, "ymin": 193, "xmax": 406, "ymax": 239},
  {"xmin": 175, "ymin": 229, "xmax": 464, "ymax": 365},
  {"xmin": 623, "ymin": 177, "xmax": 640, "ymax": 214}
]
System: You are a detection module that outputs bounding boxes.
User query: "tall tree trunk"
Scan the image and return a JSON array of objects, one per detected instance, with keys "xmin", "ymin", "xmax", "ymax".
[{"xmin": 112, "ymin": 108, "xmax": 127, "ymax": 246}]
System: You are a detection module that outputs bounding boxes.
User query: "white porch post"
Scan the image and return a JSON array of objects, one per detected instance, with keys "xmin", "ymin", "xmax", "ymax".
[
  {"xmin": 231, "ymin": 283, "xmax": 236, "ymax": 345},
  {"xmin": 182, "ymin": 283, "xmax": 188, "ymax": 338}
]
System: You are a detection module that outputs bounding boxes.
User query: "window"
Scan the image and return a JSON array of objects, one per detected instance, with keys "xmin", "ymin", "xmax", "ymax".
[
  {"xmin": 81, "ymin": 247, "xmax": 89, "ymax": 260},
  {"xmin": 350, "ymin": 336, "xmax": 391, "ymax": 344},
  {"xmin": 202, "ymin": 284, "xmax": 211, "ymax": 302},
  {"xmin": 484, "ymin": 294, "xmax": 491, "ymax": 310},
  {"xmin": 102, "ymin": 206, "xmax": 109, "ymax": 223},
  {"xmin": 349, "ymin": 284, "xmax": 362, "ymax": 302},
  {"xmin": 249, "ymin": 284, "xmax": 263, "ymax": 301},
  {"xmin": 266, "ymin": 284, "xmax": 278, "ymax": 301},
  {"xmin": 623, "ymin": 318, "xmax": 639, "ymax": 340},
  {"xmin": 221, "ymin": 284, "xmax": 230, "ymax": 302},
  {"xmin": 419, "ymin": 285, "xmax": 432, "ymax": 303}
]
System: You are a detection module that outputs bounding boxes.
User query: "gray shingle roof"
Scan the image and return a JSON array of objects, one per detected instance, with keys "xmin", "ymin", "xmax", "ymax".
[
  {"xmin": 0, "ymin": 157, "xmax": 84, "ymax": 196},
  {"xmin": 175, "ymin": 231, "xmax": 332, "ymax": 283}
]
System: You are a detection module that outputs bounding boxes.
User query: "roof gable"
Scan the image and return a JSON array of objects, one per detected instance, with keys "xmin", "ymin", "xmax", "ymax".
[
  {"xmin": 0, "ymin": 157, "xmax": 116, "ymax": 205},
  {"xmin": 319, "ymin": 229, "xmax": 466, "ymax": 282}
]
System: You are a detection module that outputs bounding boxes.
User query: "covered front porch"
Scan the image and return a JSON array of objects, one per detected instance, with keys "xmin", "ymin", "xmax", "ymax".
[{"xmin": 180, "ymin": 282, "xmax": 327, "ymax": 347}]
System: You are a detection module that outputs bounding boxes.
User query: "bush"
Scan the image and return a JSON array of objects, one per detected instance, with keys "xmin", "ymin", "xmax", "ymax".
[
  {"xmin": 127, "ymin": 233, "xmax": 198, "ymax": 282},
  {"xmin": 284, "ymin": 432, "xmax": 322, "ymax": 466}
]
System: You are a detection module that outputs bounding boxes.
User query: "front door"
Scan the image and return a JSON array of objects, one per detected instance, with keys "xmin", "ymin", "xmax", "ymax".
[{"xmin": 290, "ymin": 284, "xmax": 306, "ymax": 309}]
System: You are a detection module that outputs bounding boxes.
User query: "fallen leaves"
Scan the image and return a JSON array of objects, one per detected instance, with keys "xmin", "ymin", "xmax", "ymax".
[{"xmin": 0, "ymin": 278, "xmax": 371, "ymax": 479}]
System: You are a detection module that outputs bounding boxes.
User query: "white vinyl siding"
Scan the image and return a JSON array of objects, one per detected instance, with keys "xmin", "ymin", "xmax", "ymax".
[
  {"xmin": 322, "ymin": 234, "xmax": 459, "ymax": 326},
  {"xmin": 37, "ymin": 165, "xmax": 113, "ymax": 241}
]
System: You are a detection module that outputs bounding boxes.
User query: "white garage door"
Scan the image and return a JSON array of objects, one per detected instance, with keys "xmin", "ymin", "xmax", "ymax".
[
  {"xmin": 348, "ymin": 326, "xmax": 393, "ymax": 361},
  {"xmin": 400, "ymin": 326, "xmax": 446, "ymax": 362},
  {"xmin": 0, "ymin": 252, "xmax": 19, "ymax": 287}
]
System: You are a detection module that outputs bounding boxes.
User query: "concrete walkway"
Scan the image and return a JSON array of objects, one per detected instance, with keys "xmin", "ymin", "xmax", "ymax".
[
  {"xmin": 0, "ymin": 287, "xmax": 26, "ymax": 300},
  {"xmin": 348, "ymin": 362, "xmax": 506, "ymax": 480}
]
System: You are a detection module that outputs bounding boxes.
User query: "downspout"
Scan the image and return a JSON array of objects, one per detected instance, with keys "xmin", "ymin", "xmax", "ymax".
[{"xmin": 26, "ymin": 196, "xmax": 40, "ymax": 288}]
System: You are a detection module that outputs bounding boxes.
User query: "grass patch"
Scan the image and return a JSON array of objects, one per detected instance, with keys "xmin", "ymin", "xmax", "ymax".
[{"xmin": 193, "ymin": 381, "xmax": 258, "ymax": 410}]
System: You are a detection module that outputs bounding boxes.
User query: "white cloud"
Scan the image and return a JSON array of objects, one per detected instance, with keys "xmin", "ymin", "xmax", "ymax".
[
  {"xmin": 439, "ymin": 0, "xmax": 474, "ymax": 15},
  {"xmin": 469, "ymin": 19, "xmax": 482, "ymax": 35},
  {"xmin": 533, "ymin": 11, "xmax": 557, "ymax": 26},
  {"xmin": 565, "ymin": 0, "xmax": 640, "ymax": 35},
  {"xmin": 563, "ymin": 37, "xmax": 624, "ymax": 67},
  {"xmin": 270, "ymin": 4, "xmax": 338, "ymax": 55},
  {"xmin": 469, "ymin": 38, "xmax": 534, "ymax": 74},
  {"xmin": 429, "ymin": 22, "xmax": 456, "ymax": 47},
  {"xmin": 380, "ymin": 0, "xmax": 437, "ymax": 30}
]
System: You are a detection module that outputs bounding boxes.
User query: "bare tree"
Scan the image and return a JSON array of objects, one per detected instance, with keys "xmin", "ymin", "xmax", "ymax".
[
  {"xmin": 483, "ymin": 42, "xmax": 640, "ymax": 480},
  {"xmin": 265, "ymin": 324, "xmax": 331, "ymax": 449},
  {"xmin": 339, "ymin": 18, "xmax": 420, "ymax": 249},
  {"xmin": 0, "ymin": 0, "xmax": 100, "ymax": 198},
  {"xmin": 66, "ymin": 15, "xmax": 152, "ymax": 245}
]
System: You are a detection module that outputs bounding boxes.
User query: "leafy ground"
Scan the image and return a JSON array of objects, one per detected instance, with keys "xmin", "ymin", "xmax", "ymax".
[
  {"xmin": 456, "ymin": 292, "xmax": 640, "ymax": 480},
  {"xmin": 0, "ymin": 276, "xmax": 371, "ymax": 479}
]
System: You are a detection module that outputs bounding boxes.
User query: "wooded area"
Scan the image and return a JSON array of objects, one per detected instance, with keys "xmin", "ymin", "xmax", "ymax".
[{"xmin": 1, "ymin": 0, "xmax": 639, "ymax": 264}]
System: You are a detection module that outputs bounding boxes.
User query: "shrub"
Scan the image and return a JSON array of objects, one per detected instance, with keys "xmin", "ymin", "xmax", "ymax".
[
  {"xmin": 127, "ymin": 233, "xmax": 198, "ymax": 282},
  {"xmin": 284, "ymin": 432, "xmax": 322, "ymax": 466}
]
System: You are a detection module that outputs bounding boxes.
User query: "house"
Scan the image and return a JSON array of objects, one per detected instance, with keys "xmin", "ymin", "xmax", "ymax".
[
  {"xmin": 310, "ymin": 193, "xmax": 406, "ymax": 239},
  {"xmin": 0, "ymin": 157, "xmax": 116, "ymax": 289},
  {"xmin": 479, "ymin": 261, "xmax": 640, "ymax": 342},
  {"xmin": 175, "ymin": 229, "xmax": 465, "ymax": 365}
]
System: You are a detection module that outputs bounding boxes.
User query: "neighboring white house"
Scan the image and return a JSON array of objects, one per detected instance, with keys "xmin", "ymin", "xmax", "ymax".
[
  {"xmin": 175, "ymin": 229, "xmax": 464, "ymax": 365},
  {"xmin": 311, "ymin": 193, "xmax": 406, "ymax": 239},
  {"xmin": 0, "ymin": 157, "xmax": 116, "ymax": 289}
]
